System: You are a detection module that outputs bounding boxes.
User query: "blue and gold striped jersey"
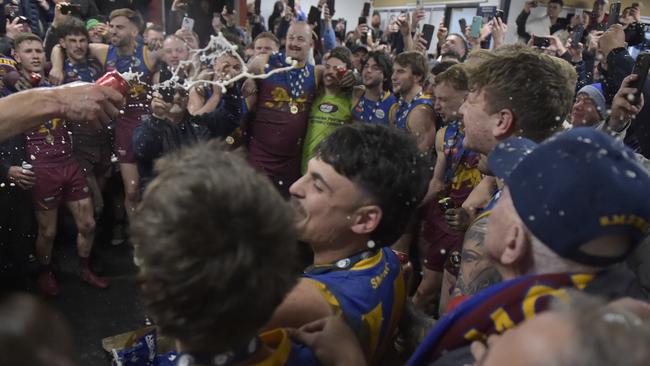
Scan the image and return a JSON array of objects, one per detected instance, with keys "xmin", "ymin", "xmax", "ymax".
[{"xmin": 303, "ymin": 247, "xmax": 406, "ymax": 365}]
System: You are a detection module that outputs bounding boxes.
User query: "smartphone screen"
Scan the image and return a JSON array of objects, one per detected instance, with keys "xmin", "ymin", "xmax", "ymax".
[
  {"xmin": 630, "ymin": 53, "xmax": 650, "ymax": 105},
  {"xmin": 533, "ymin": 36, "xmax": 550, "ymax": 48},
  {"xmin": 422, "ymin": 24, "xmax": 435, "ymax": 50}
]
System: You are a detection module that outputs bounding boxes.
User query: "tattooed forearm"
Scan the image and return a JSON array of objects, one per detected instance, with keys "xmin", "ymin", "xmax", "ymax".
[{"xmin": 452, "ymin": 216, "xmax": 502, "ymax": 297}]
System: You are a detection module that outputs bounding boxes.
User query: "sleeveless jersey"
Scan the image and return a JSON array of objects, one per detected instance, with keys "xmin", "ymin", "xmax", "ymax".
[
  {"xmin": 248, "ymin": 52, "xmax": 317, "ymax": 188},
  {"xmin": 352, "ymin": 90, "xmax": 398, "ymax": 125},
  {"xmin": 303, "ymin": 248, "xmax": 405, "ymax": 365},
  {"xmin": 301, "ymin": 92, "xmax": 352, "ymax": 172},
  {"xmin": 63, "ymin": 58, "xmax": 102, "ymax": 83},
  {"xmin": 394, "ymin": 93, "xmax": 434, "ymax": 130},
  {"xmin": 104, "ymin": 43, "xmax": 153, "ymax": 108},
  {"xmin": 440, "ymin": 122, "xmax": 482, "ymax": 202}
]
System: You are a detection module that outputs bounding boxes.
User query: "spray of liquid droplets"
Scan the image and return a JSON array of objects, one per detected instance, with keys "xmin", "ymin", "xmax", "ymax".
[{"xmin": 153, "ymin": 32, "xmax": 298, "ymax": 94}]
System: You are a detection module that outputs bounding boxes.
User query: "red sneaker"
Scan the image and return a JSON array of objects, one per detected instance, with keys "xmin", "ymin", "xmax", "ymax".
[
  {"xmin": 37, "ymin": 271, "xmax": 59, "ymax": 296},
  {"xmin": 81, "ymin": 269, "xmax": 109, "ymax": 289}
]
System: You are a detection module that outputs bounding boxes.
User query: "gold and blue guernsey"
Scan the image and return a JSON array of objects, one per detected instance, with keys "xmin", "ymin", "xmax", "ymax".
[{"xmin": 303, "ymin": 247, "xmax": 406, "ymax": 365}]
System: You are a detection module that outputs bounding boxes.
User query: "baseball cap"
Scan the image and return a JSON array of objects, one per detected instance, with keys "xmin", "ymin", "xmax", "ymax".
[{"xmin": 488, "ymin": 128, "xmax": 650, "ymax": 266}]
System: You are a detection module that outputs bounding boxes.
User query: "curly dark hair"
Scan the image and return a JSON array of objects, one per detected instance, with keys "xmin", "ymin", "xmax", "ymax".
[
  {"xmin": 363, "ymin": 50, "xmax": 393, "ymax": 91},
  {"xmin": 131, "ymin": 140, "xmax": 299, "ymax": 350},
  {"xmin": 315, "ymin": 124, "xmax": 432, "ymax": 246}
]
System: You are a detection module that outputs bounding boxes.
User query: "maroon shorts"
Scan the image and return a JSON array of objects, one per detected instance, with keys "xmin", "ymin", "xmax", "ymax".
[
  {"xmin": 32, "ymin": 161, "xmax": 90, "ymax": 211},
  {"xmin": 114, "ymin": 110, "xmax": 147, "ymax": 164},
  {"xmin": 420, "ymin": 201, "xmax": 463, "ymax": 275}
]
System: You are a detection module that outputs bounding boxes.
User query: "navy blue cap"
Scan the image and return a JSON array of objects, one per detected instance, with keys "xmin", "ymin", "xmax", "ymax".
[{"xmin": 488, "ymin": 127, "xmax": 650, "ymax": 267}]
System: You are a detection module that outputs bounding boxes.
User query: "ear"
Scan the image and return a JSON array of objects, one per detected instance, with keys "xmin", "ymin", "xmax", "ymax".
[
  {"xmin": 492, "ymin": 108, "xmax": 516, "ymax": 139},
  {"xmin": 58, "ymin": 37, "xmax": 66, "ymax": 48},
  {"xmin": 500, "ymin": 223, "xmax": 529, "ymax": 266},
  {"xmin": 349, "ymin": 205, "xmax": 382, "ymax": 236}
]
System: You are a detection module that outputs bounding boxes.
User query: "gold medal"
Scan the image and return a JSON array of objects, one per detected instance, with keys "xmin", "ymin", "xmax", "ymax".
[
  {"xmin": 45, "ymin": 133, "xmax": 54, "ymax": 145},
  {"xmin": 290, "ymin": 104, "xmax": 299, "ymax": 114}
]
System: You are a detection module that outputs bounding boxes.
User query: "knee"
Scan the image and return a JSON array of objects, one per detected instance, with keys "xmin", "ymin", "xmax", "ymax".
[
  {"xmin": 38, "ymin": 224, "xmax": 57, "ymax": 242},
  {"xmin": 78, "ymin": 217, "xmax": 96, "ymax": 236}
]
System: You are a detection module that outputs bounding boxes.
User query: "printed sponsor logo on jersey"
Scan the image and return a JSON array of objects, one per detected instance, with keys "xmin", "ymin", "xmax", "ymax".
[{"xmin": 319, "ymin": 103, "xmax": 338, "ymax": 114}]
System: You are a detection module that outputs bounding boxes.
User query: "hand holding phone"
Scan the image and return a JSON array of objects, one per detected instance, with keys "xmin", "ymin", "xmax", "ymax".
[
  {"xmin": 629, "ymin": 53, "xmax": 650, "ymax": 105},
  {"xmin": 422, "ymin": 24, "xmax": 435, "ymax": 51},
  {"xmin": 533, "ymin": 35, "xmax": 551, "ymax": 48}
]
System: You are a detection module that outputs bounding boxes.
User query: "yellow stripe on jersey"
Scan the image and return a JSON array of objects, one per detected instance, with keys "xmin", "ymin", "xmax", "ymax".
[
  {"xmin": 353, "ymin": 249, "xmax": 383, "ymax": 271},
  {"xmin": 256, "ymin": 329, "xmax": 292, "ymax": 366},
  {"xmin": 304, "ymin": 278, "xmax": 342, "ymax": 315}
]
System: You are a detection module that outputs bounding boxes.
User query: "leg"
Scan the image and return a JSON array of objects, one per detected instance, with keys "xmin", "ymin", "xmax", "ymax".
[
  {"xmin": 34, "ymin": 209, "xmax": 59, "ymax": 266},
  {"xmin": 86, "ymin": 173, "xmax": 104, "ymax": 218},
  {"xmin": 119, "ymin": 163, "xmax": 140, "ymax": 219},
  {"xmin": 67, "ymin": 198, "xmax": 107, "ymax": 289},
  {"xmin": 66, "ymin": 198, "xmax": 96, "ymax": 257},
  {"xmin": 34, "ymin": 209, "xmax": 60, "ymax": 296},
  {"xmin": 412, "ymin": 269, "xmax": 443, "ymax": 314}
]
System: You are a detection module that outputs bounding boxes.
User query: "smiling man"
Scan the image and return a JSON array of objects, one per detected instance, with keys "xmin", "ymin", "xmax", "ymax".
[
  {"xmin": 265, "ymin": 124, "xmax": 431, "ymax": 365},
  {"xmin": 246, "ymin": 21, "xmax": 318, "ymax": 196},
  {"xmin": 301, "ymin": 47, "xmax": 353, "ymax": 173}
]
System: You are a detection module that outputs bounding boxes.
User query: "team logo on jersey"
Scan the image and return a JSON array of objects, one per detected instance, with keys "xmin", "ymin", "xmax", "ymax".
[
  {"xmin": 319, "ymin": 103, "xmax": 338, "ymax": 114},
  {"xmin": 375, "ymin": 109, "xmax": 385, "ymax": 119}
]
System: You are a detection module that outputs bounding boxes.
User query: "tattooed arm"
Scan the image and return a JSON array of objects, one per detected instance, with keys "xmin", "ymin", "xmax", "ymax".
[{"xmin": 452, "ymin": 216, "xmax": 502, "ymax": 298}]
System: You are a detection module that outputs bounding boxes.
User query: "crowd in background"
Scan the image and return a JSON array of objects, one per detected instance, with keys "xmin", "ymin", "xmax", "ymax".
[{"xmin": 0, "ymin": 0, "xmax": 649, "ymax": 365}]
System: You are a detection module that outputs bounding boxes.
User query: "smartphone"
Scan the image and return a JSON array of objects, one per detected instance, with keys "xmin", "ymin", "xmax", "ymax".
[
  {"xmin": 308, "ymin": 6, "xmax": 321, "ymax": 24},
  {"xmin": 608, "ymin": 2, "xmax": 621, "ymax": 28},
  {"xmin": 438, "ymin": 197, "xmax": 455, "ymax": 212},
  {"xmin": 181, "ymin": 16, "xmax": 195, "ymax": 32},
  {"xmin": 422, "ymin": 24, "xmax": 435, "ymax": 50},
  {"xmin": 60, "ymin": 3, "xmax": 81, "ymax": 16},
  {"xmin": 327, "ymin": 0, "xmax": 336, "ymax": 16},
  {"xmin": 630, "ymin": 52, "xmax": 650, "ymax": 105},
  {"xmin": 255, "ymin": 0, "xmax": 261, "ymax": 15},
  {"xmin": 495, "ymin": 9, "xmax": 504, "ymax": 20},
  {"xmin": 416, "ymin": 0, "xmax": 423, "ymax": 9},
  {"xmin": 471, "ymin": 16, "xmax": 483, "ymax": 39},
  {"xmin": 571, "ymin": 24, "xmax": 585, "ymax": 47},
  {"xmin": 288, "ymin": 0, "xmax": 295, "ymax": 11},
  {"xmin": 459, "ymin": 18, "xmax": 467, "ymax": 34},
  {"xmin": 358, "ymin": 16, "xmax": 367, "ymax": 26},
  {"xmin": 533, "ymin": 35, "xmax": 550, "ymax": 48},
  {"xmin": 362, "ymin": 2, "xmax": 371, "ymax": 18}
]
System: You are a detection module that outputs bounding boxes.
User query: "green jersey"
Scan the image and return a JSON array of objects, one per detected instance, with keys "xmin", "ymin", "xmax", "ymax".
[{"xmin": 301, "ymin": 92, "xmax": 353, "ymax": 173}]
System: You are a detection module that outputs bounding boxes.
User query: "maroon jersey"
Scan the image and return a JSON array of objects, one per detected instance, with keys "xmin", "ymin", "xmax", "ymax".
[
  {"xmin": 248, "ymin": 56, "xmax": 317, "ymax": 191},
  {"xmin": 25, "ymin": 118, "xmax": 75, "ymax": 168}
]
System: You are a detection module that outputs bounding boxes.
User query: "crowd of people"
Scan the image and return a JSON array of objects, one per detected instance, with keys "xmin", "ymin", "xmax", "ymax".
[{"xmin": 0, "ymin": 0, "xmax": 649, "ymax": 365}]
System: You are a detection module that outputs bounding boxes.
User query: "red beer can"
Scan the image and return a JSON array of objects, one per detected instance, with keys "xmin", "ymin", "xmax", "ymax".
[{"xmin": 95, "ymin": 70, "xmax": 130, "ymax": 95}]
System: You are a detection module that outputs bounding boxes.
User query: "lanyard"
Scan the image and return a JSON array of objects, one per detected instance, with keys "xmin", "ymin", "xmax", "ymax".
[{"xmin": 304, "ymin": 249, "xmax": 378, "ymax": 275}]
